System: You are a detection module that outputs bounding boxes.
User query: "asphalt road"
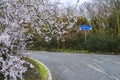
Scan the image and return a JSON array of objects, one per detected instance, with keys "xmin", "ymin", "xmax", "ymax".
[{"xmin": 25, "ymin": 51, "xmax": 120, "ymax": 80}]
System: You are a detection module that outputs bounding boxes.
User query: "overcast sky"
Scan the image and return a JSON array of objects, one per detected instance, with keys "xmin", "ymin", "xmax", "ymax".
[{"xmin": 50, "ymin": 0, "xmax": 92, "ymax": 5}]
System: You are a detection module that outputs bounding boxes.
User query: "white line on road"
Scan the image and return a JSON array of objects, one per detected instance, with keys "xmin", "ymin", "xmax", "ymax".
[
  {"xmin": 85, "ymin": 63, "xmax": 119, "ymax": 80},
  {"xmin": 101, "ymin": 58, "xmax": 120, "ymax": 65}
]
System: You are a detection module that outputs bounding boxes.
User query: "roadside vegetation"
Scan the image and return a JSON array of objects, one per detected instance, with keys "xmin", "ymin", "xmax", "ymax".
[
  {"xmin": 22, "ymin": 57, "xmax": 47, "ymax": 80},
  {"xmin": 0, "ymin": 56, "xmax": 47, "ymax": 80},
  {"xmin": 30, "ymin": 0, "xmax": 120, "ymax": 54}
]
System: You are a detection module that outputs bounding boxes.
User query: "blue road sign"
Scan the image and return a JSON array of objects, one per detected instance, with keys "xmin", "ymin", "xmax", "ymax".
[{"xmin": 80, "ymin": 25, "xmax": 92, "ymax": 30}]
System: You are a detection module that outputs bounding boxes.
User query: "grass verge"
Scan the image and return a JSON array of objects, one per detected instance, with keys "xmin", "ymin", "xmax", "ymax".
[
  {"xmin": 30, "ymin": 48, "xmax": 120, "ymax": 55},
  {"xmin": 22, "ymin": 56, "xmax": 47, "ymax": 80},
  {"xmin": 56, "ymin": 49, "xmax": 89, "ymax": 53},
  {"xmin": 30, "ymin": 48, "xmax": 89, "ymax": 53}
]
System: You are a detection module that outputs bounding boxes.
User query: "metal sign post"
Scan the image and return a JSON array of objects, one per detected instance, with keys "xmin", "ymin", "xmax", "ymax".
[
  {"xmin": 80, "ymin": 25, "xmax": 92, "ymax": 43},
  {"xmin": 84, "ymin": 30, "xmax": 86, "ymax": 43}
]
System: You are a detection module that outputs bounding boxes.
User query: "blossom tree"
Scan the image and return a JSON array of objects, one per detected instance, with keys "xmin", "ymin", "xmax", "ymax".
[
  {"xmin": 0, "ymin": 0, "xmax": 40, "ymax": 79},
  {"xmin": 0, "ymin": 0, "xmax": 78, "ymax": 79},
  {"xmin": 31, "ymin": 1, "xmax": 78, "ymax": 43}
]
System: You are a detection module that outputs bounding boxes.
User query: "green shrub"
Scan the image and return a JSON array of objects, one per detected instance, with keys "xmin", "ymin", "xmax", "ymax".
[
  {"xmin": 87, "ymin": 34, "xmax": 120, "ymax": 54},
  {"xmin": 30, "ymin": 31, "xmax": 120, "ymax": 54}
]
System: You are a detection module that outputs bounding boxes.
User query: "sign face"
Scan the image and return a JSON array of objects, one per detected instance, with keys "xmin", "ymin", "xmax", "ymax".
[{"xmin": 80, "ymin": 25, "xmax": 92, "ymax": 30}]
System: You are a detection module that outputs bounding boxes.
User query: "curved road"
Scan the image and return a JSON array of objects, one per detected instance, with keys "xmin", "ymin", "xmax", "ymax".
[{"xmin": 26, "ymin": 51, "xmax": 120, "ymax": 80}]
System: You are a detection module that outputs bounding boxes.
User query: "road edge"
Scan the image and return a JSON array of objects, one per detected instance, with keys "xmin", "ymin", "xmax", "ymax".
[{"xmin": 28, "ymin": 57, "xmax": 53, "ymax": 80}]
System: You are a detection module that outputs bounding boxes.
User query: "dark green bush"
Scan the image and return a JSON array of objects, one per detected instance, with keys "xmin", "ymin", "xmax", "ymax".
[
  {"xmin": 87, "ymin": 34, "xmax": 120, "ymax": 54},
  {"xmin": 63, "ymin": 34, "xmax": 84, "ymax": 50},
  {"xmin": 30, "ymin": 32, "xmax": 120, "ymax": 54}
]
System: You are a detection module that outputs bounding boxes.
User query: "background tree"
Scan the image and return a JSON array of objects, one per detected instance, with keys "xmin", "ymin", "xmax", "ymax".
[{"xmin": 83, "ymin": 0, "xmax": 120, "ymax": 36}]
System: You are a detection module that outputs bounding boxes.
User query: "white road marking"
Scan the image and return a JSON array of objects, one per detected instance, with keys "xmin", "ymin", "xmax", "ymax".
[
  {"xmin": 86, "ymin": 63, "xmax": 119, "ymax": 80},
  {"xmin": 101, "ymin": 58, "xmax": 120, "ymax": 65}
]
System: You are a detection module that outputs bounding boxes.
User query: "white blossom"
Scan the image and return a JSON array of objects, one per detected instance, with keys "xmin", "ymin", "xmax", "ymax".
[{"xmin": 0, "ymin": 0, "xmax": 78, "ymax": 79}]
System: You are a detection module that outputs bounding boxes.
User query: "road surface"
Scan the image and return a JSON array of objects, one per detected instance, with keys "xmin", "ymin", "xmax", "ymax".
[{"xmin": 25, "ymin": 51, "xmax": 120, "ymax": 80}]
